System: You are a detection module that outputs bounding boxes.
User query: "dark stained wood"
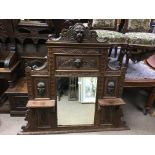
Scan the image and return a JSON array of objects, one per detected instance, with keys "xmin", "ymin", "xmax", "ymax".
[
  {"xmin": 21, "ymin": 99, "xmax": 56, "ymax": 131},
  {"xmin": 6, "ymin": 77, "xmax": 154, "ymax": 117},
  {"xmin": 0, "ymin": 44, "xmax": 21, "ymax": 106},
  {"xmin": 125, "ymin": 79, "xmax": 155, "ymax": 87},
  {"xmin": 0, "ymin": 47, "xmax": 21, "ymax": 86},
  {"xmin": 21, "ymin": 107, "xmax": 56, "ymax": 132},
  {"xmin": 18, "ymin": 125, "xmax": 129, "ymax": 135},
  {"xmin": 145, "ymin": 87, "xmax": 155, "ymax": 113},
  {"xmin": 20, "ymin": 23, "xmax": 128, "ymax": 134},
  {"xmin": 0, "ymin": 79, "xmax": 8, "ymax": 104},
  {"xmin": 1, "ymin": 19, "xmax": 154, "ymax": 133},
  {"xmin": 5, "ymin": 77, "xmax": 28, "ymax": 116}
]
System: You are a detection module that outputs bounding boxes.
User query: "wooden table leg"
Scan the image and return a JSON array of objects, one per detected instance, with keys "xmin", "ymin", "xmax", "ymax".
[{"xmin": 144, "ymin": 87, "xmax": 155, "ymax": 115}]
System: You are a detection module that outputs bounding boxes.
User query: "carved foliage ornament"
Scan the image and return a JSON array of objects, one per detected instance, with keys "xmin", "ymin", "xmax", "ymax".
[
  {"xmin": 56, "ymin": 56, "xmax": 98, "ymax": 69},
  {"xmin": 50, "ymin": 23, "xmax": 98, "ymax": 43}
]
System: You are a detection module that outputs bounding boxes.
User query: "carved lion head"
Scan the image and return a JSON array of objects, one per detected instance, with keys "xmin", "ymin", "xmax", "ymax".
[{"xmin": 73, "ymin": 24, "xmax": 85, "ymax": 43}]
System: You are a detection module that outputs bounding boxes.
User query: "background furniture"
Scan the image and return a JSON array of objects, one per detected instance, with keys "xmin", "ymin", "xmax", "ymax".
[
  {"xmin": 109, "ymin": 46, "xmax": 155, "ymax": 114},
  {"xmin": 124, "ymin": 60, "xmax": 155, "ymax": 114},
  {"xmin": 146, "ymin": 22, "xmax": 155, "ymax": 70},
  {"xmin": 0, "ymin": 79, "xmax": 8, "ymax": 104},
  {"xmin": 0, "ymin": 19, "xmax": 84, "ymax": 114},
  {"xmin": 5, "ymin": 78, "xmax": 28, "ymax": 116},
  {"xmin": 146, "ymin": 55, "xmax": 155, "ymax": 69},
  {"xmin": 88, "ymin": 19, "xmax": 123, "ymax": 57},
  {"xmin": 0, "ymin": 46, "xmax": 21, "ymax": 86},
  {"xmin": 0, "ymin": 45, "xmax": 21, "ymax": 104},
  {"xmin": 123, "ymin": 19, "xmax": 155, "ymax": 62},
  {"xmin": 0, "ymin": 19, "xmax": 54, "ymax": 113},
  {"xmin": 123, "ymin": 19, "xmax": 155, "ymax": 114}
]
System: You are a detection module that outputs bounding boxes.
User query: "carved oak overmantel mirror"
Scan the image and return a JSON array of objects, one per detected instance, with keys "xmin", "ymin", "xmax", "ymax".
[
  {"xmin": 47, "ymin": 23, "xmax": 108, "ymax": 128},
  {"xmin": 21, "ymin": 23, "xmax": 128, "ymax": 134}
]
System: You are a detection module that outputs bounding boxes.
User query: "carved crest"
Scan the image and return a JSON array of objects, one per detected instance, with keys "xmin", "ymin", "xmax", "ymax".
[{"xmin": 49, "ymin": 23, "xmax": 98, "ymax": 43}]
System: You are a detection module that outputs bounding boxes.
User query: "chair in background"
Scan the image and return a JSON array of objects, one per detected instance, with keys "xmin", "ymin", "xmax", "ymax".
[
  {"xmin": 88, "ymin": 19, "xmax": 124, "ymax": 58},
  {"xmin": 122, "ymin": 19, "xmax": 155, "ymax": 114},
  {"xmin": 0, "ymin": 45, "xmax": 21, "ymax": 86},
  {"xmin": 0, "ymin": 44, "xmax": 21, "ymax": 104},
  {"xmin": 146, "ymin": 21, "xmax": 155, "ymax": 70},
  {"xmin": 125, "ymin": 59, "xmax": 155, "ymax": 115},
  {"xmin": 92, "ymin": 19, "xmax": 155, "ymax": 115}
]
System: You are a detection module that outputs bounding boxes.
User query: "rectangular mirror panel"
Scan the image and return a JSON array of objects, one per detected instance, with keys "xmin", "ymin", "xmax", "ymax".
[{"xmin": 57, "ymin": 77, "xmax": 97, "ymax": 126}]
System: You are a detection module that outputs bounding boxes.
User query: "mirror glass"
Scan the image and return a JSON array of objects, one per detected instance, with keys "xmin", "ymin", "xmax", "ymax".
[{"xmin": 57, "ymin": 77, "xmax": 97, "ymax": 126}]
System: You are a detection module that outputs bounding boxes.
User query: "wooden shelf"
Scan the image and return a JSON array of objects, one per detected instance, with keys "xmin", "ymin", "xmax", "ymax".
[
  {"xmin": 5, "ymin": 77, "xmax": 28, "ymax": 94},
  {"xmin": 27, "ymin": 100, "xmax": 55, "ymax": 108},
  {"xmin": 98, "ymin": 98, "xmax": 125, "ymax": 106}
]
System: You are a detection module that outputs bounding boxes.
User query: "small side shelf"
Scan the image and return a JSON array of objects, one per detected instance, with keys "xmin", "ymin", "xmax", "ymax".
[
  {"xmin": 22, "ymin": 99, "xmax": 56, "ymax": 132},
  {"xmin": 98, "ymin": 98, "xmax": 126, "ymax": 127},
  {"xmin": 27, "ymin": 100, "xmax": 55, "ymax": 108},
  {"xmin": 98, "ymin": 98, "xmax": 125, "ymax": 106}
]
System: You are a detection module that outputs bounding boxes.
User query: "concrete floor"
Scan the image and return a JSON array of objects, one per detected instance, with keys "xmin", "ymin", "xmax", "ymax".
[
  {"xmin": 0, "ymin": 88, "xmax": 155, "ymax": 135},
  {"xmin": 57, "ymin": 96, "xmax": 95, "ymax": 125}
]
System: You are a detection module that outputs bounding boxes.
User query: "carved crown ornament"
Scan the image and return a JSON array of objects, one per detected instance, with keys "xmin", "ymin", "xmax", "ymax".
[{"xmin": 48, "ymin": 23, "xmax": 98, "ymax": 43}]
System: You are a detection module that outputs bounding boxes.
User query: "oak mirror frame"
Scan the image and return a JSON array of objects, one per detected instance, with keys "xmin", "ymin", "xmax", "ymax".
[{"xmin": 19, "ymin": 23, "xmax": 129, "ymax": 134}]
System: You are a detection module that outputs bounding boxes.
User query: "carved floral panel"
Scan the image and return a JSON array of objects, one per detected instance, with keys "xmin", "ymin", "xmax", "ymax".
[{"xmin": 56, "ymin": 55, "xmax": 99, "ymax": 70}]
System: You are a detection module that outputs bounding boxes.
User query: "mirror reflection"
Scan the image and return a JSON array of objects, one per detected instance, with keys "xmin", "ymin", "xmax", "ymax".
[{"xmin": 57, "ymin": 77, "xmax": 97, "ymax": 126}]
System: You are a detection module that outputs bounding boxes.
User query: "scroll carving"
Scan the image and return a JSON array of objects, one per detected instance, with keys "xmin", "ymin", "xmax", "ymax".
[
  {"xmin": 56, "ymin": 56, "xmax": 98, "ymax": 69},
  {"xmin": 48, "ymin": 23, "xmax": 98, "ymax": 43}
]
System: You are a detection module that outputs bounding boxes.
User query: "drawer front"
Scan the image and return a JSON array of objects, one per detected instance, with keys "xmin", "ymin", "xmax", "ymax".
[{"xmin": 56, "ymin": 55, "xmax": 99, "ymax": 70}]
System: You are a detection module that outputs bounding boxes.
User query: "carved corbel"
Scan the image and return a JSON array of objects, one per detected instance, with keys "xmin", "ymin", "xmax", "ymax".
[{"xmin": 21, "ymin": 109, "xmax": 37, "ymax": 131}]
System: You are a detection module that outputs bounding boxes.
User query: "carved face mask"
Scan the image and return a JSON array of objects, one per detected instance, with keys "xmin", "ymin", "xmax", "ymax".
[
  {"xmin": 37, "ymin": 82, "xmax": 45, "ymax": 96},
  {"xmin": 107, "ymin": 81, "xmax": 115, "ymax": 95},
  {"xmin": 73, "ymin": 24, "xmax": 85, "ymax": 43}
]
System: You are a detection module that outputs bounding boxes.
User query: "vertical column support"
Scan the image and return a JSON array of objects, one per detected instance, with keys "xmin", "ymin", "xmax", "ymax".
[
  {"xmin": 144, "ymin": 87, "xmax": 155, "ymax": 115},
  {"xmin": 94, "ymin": 48, "xmax": 109, "ymax": 126},
  {"xmin": 48, "ymin": 47, "xmax": 57, "ymax": 126}
]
